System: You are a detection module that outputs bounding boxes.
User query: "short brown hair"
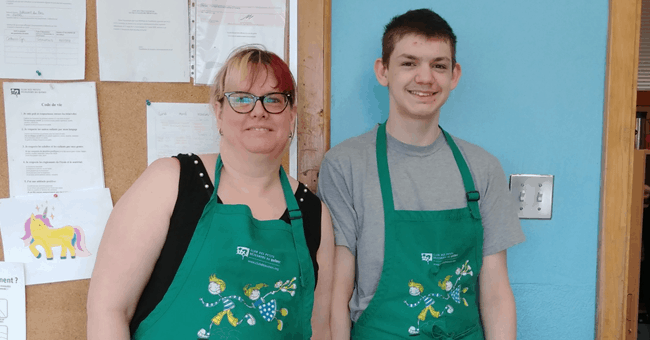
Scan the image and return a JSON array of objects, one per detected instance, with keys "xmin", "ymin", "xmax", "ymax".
[
  {"xmin": 382, "ymin": 9, "xmax": 457, "ymax": 67},
  {"xmin": 210, "ymin": 46, "xmax": 296, "ymax": 110}
]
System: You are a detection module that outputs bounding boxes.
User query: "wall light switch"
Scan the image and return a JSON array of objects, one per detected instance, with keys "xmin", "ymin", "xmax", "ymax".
[{"xmin": 509, "ymin": 174, "xmax": 554, "ymax": 219}]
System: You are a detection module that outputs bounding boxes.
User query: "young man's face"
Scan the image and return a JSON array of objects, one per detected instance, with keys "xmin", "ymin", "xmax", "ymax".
[{"xmin": 375, "ymin": 34, "xmax": 461, "ymax": 122}]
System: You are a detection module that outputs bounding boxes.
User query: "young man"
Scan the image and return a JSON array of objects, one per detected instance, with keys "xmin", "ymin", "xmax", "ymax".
[{"xmin": 317, "ymin": 9, "xmax": 525, "ymax": 340}]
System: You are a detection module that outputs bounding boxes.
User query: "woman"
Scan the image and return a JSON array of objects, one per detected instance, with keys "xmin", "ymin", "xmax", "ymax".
[{"xmin": 87, "ymin": 46, "xmax": 334, "ymax": 340}]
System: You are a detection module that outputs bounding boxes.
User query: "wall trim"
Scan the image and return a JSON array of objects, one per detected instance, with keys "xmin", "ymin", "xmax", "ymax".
[
  {"xmin": 297, "ymin": 0, "xmax": 331, "ymax": 191},
  {"xmin": 597, "ymin": 0, "xmax": 643, "ymax": 338}
]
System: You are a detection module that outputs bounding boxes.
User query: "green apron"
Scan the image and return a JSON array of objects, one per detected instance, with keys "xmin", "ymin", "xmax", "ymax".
[
  {"xmin": 351, "ymin": 123, "xmax": 484, "ymax": 340},
  {"xmin": 133, "ymin": 155, "xmax": 315, "ymax": 340}
]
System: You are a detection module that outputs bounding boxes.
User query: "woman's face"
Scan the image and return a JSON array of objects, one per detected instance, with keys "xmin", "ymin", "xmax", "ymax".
[{"xmin": 216, "ymin": 66, "xmax": 295, "ymax": 159}]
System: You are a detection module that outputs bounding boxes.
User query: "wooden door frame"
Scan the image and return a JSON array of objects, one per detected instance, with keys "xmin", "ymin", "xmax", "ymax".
[
  {"xmin": 597, "ymin": 0, "xmax": 644, "ymax": 339},
  {"xmin": 297, "ymin": 0, "xmax": 645, "ymax": 337},
  {"xmin": 296, "ymin": 0, "xmax": 331, "ymax": 192}
]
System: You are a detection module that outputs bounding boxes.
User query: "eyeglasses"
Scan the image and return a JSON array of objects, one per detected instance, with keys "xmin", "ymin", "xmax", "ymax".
[{"xmin": 224, "ymin": 91, "xmax": 292, "ymax": 114}]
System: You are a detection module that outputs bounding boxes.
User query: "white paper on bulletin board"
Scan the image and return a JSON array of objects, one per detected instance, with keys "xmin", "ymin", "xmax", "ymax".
[
  {"xmin": 96, "ymin": 0, "xmax": 190, "ymax": 82},
  {"xmin": 0, "ymin": 262, "xmax": 26, "ymax": 340},
  {"xmin": 0, "ymin": 188, "xmax": 113, "ymax": 285},
  {"xmin": 3, "ymin": 82, "xmax": 105, "ymax": 197},
  {"xmin": 192, "ymin": 0, "xmax": 286, "ymax": 85},
  {"xmin": 0, "ymin": 0, "xmax": 86, "ymax": 80},
  {"xmin": 146, "ymin": 102, "xmax": 220, "ymax": 164}
]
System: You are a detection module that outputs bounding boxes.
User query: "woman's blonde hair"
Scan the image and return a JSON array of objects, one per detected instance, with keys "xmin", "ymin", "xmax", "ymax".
[{"xmin": 210, "ymin": 45, "xmax": 296, "ymax": 111}]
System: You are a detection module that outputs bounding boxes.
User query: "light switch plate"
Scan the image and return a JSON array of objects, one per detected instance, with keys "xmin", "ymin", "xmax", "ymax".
[{"xmin": 509, "ymin": 174, "xmax": 554, "ymax": 219}]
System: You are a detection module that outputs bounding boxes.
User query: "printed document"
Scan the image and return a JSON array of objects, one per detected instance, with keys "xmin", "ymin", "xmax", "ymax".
[
  {"xmin": 3, "ymin": 82, "xmax": 104, "ymax": 197},
  {"xmin": 0, "ymin": 189, "xmax": 113, "ymax": 285},
  {"xmin": 96, "ymin": 0, "xmax": 190, "ymax": 82},
  {"xmin": 0, "ymin": 262, "xmax": 25, "ymax": 340},
  {"xmin": 193, "ymin": 0, "xmax": 286, "ymax": 85},
  {"xmin": 0, "ymin": 0, "xmax": 86, "ymax": 80},
  {"xmin": 146, "ymin": 102, "xmax": 219, "ymax": 164}
]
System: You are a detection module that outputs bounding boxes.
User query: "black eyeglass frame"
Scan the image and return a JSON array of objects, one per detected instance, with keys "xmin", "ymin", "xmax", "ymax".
[{"xmin": 223, "ymin": 91, "xmax": 293, "ymax": 114}]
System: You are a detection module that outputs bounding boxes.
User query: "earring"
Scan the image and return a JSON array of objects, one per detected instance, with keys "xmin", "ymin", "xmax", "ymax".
[
  {"xmin": 219, "ymin": 128, "xmax": 223, "ymax": 136},
  {"xmin": 289, "ymin": 132, "xmax": 293, "ymax": 140}
]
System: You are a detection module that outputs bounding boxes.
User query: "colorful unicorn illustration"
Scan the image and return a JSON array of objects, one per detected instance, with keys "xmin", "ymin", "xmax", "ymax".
[{"xmin": 20, "ymin": 207, "xmax": 91, "ymax": 260}]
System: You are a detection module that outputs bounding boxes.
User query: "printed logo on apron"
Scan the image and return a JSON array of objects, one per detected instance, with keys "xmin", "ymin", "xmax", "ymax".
[{"xmin": 236, "ymin": 246, "xmax": 283, "ymax": 271}]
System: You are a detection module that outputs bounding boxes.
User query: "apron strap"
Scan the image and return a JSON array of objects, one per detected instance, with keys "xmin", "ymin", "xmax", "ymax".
[
  {"xmin": 212, "ymin": 155, "xmax": 224, "ymax": 200},
  {"xmin": 376, "ymin": 123, "xmax": 396, "ymax": 219},
  {"xmin": 441, "ymin": 129, "xmax": 481, "ymax": 220},
  {"xmin": 278, "ymin": 166, "xmax": 311, "ymax": 289},
  {"xmin": 375, "ymin": 124, "xmax": 481, "ymax": 220},
  {"xmin": 278, "ymin": 164, "xmax": 315, "ymax": 338}
]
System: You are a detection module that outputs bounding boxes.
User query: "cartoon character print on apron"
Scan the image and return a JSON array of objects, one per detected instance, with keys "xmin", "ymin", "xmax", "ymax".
[
  {"xmin": 351, "ymin": 123, "xmax": 484, "ymax": 340},
  {"xmin": 133, "ymin": 155, "xmax": 315, "ymax": 340}
]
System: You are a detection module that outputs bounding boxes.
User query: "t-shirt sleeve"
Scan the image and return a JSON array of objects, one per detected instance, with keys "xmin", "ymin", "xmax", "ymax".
[
  {"xmin": 316, "ymin": 154, "xmax": 359, "ymax": 256},
  {"xmin": 479, "ymin": 156, "xmax": 526, "ymax": 256}
]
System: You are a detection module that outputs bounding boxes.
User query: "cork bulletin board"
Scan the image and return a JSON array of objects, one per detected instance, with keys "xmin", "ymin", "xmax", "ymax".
[{"xmin": 0, "ymin": 0, "xmax": 316, "ymax": 337}]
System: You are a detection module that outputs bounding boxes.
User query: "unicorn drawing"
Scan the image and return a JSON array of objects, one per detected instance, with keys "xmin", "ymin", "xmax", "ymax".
[{"xmin": 20, "ymin": 207, "xmax": 91, "ymax": 260}]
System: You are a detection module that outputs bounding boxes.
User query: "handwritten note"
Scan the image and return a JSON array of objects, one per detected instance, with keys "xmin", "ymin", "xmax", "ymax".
[{"xmin": 0, "ymin": 0, "xmax": 86, "ymax": 80}]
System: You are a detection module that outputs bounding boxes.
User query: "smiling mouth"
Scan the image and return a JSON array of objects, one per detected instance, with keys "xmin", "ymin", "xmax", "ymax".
[
  {"xmin": 408, "ymin": 90, "xmax": 437, "ymax": 97},
  {"xmin": 247, "ymin": 127, "xmax": 272, "ymax": 131}
]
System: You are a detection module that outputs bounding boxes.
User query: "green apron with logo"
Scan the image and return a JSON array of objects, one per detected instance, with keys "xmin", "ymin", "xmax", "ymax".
[
  {"xmin": 351, "ymin": 123, "xmax": 484, "ymax": 340},
  {"xmin": 133, "ymin": 155, "xmax": 315, "ymax": 340}
]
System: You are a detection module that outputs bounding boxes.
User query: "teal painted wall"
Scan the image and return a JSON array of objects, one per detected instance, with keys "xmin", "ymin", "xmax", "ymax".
[{"xmin": 330, "ymin": 1, "xmax": 609, "ymax": 338}]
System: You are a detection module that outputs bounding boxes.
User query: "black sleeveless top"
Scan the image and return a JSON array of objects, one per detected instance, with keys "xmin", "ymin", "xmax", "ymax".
[{"xmin": 129, "ymin": 154, "xmax": 322, "ymax": 335}]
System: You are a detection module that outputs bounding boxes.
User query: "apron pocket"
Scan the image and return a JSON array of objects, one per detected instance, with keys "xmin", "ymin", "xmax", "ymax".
[{"xmin": 427, "ymin": 318, "xmax": 482, "ymax": 340}]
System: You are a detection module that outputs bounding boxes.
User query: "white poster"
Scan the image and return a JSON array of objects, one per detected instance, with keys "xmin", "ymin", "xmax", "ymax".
[
  {"xmin": 193, "ymin": 0, "xmax": 286, "ymax": 85},
  {"xmin": 96, "ymin": 0, "xmax": 190, "ymax": 82},
  {"xmin": 0, "ymin": 262, "xmax": 26, "ymax": 340},
  {"xmin": 146, "ymin": 102, "xmax": 219, "ymax": 164},
  {"xmin": 0, "ymin": 0, "xmax": 86, "ymax": 80},
  {"xmin": 0, "ymin": 189, "xmax": 113, "ymax": 286},
  {"xmin": 3, "ymin": 82, "xmax": 104, "ymax": 197}
]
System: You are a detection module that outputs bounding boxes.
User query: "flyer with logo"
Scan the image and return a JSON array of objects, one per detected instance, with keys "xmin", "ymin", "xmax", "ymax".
[{"xmin": 2, "ymin": 82, "xmax": 105, "ymax": 197}]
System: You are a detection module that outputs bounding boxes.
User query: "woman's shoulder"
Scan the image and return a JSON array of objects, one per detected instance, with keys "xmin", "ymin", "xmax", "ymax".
[{"xmin": 142, "ymin": 156, "xmax": 182, "ymax": 182}]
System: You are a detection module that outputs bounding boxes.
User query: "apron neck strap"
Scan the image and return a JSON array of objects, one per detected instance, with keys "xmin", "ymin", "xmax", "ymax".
[
  {"xmin": 376, "ymin": 123, "xmax": 396, "ymax": 215},
  {"xmin": 440, "ymin": 128, "xmax": 481, "ymax": 219},
  {"xmin": 375, "ymin": 123, "xmax": 481, "ymax": 219}
]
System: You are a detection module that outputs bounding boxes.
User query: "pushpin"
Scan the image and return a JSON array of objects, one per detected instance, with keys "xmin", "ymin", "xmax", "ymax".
[
  {"xmin": 146, "ymin": 99, "xmax": 151, "ymax": 106},
  {"xmin": 36, "ymin": 70, "xmax": 41, "ymax": 76},
  {"xmin": 53, "ymin": 194, "xmax": 58, "ymax": 198}
]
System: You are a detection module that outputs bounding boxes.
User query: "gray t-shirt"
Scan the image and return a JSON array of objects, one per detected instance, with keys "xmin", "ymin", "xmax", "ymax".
[{"xmin": 317, "ymin": 125, "xmax": 525, "ymax": 322}]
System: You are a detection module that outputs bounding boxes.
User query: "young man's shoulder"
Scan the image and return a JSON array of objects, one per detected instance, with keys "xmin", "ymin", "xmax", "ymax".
[
  {"xmin": 322, "ymin": 126, "xmax": 378, "ymax": 164},
  {"xmin": 448, "ymin": 134, "xmax": 502, "ymax": 170}
]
